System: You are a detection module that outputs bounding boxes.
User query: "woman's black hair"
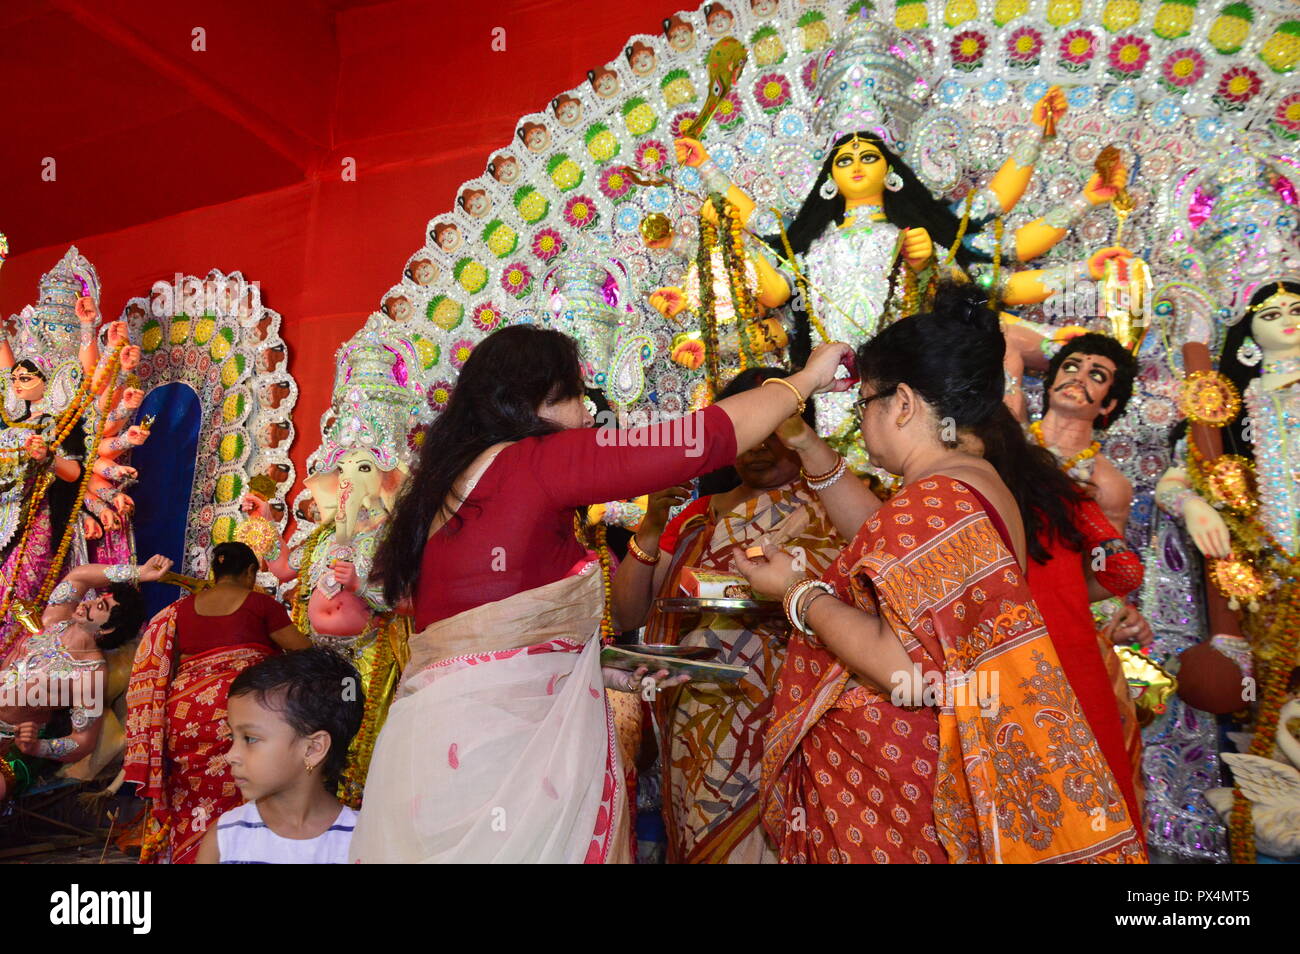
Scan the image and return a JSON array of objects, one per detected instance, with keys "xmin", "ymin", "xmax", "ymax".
[
  {"xmin": 855, "ymin": 281, "xmax": 1084, "ymax": 563},
  {"xmin": 1216, "ymin": 280, "xmax": 1300, "ymax": 460},
  {"xmin": 373, "ymin": 324, "xmax": 585, "ymax": 605},
  {"xmin": 228, "ymin": 647, "xmax": 365, "ymax": 791},
  {"xmin": 96, "ymin": 583, "xmax": 148, "ymax": 650},
  {"xmin": 211, "ymin": 541, "xmax": 259, "ymax": 581},
  {"xmin": 766, "ymin": 132, "xmax": 992, "ymax": 363},
  {"xmin": 1043, "ymin": 332, "xmax": 1140, "ymax": 430}
]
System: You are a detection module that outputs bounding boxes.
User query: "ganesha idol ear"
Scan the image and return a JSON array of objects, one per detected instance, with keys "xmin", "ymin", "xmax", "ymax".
[
  {"xmin": 304, "ymin": 471, "xmax": 340, "ymax": 516},
  {"xmin": 378, "ymin": 465, "xmax": 408, "ymax": 512}
]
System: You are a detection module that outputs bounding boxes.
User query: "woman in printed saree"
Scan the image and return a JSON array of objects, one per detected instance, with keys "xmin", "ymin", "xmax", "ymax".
[
  {"xmin": 612, "ymin": 368, "xmax": 850, "ymax": 863},
  {"xmin": 124, "ymin": 542, "xmax": 310, "ymax": 864},
  {"xmin": 736, "ymin": 283, "xmax": 1146, "ymax": 863},
  {"xmin": 351, "ymin": 325, "xmax": 852, "ymax": 863}
]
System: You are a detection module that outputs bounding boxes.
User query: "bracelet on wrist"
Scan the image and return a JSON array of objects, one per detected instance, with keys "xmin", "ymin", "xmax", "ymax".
[
  {"xmin": 627, "ymin": 534, "xmax": 660, "ymax": 566},
  {"xmin": 797, "ymin": 583, "xmax": 835, "ymax": 635},
  {"xmin": 805, "ymin": 455, "xmax": 848, "ymax": 492},
  {"xmin": 762, "ymin": 376, "xmax": 806, "ymax": 415},
  {"xmin": 801, "ymin": 453, "xmax": 843, "ymax": 485}
]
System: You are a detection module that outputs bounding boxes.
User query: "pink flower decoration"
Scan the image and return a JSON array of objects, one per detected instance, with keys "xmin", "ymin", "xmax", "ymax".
[
  {"xmin": 1006, "ymin": 27, "xmax": 1043, "ymax": 66},
  {"xmin": 448, "ymin": 743, "xmax": 460, "ymax": 769},
  {"xmin": 1216, "ymin": 65, "xmax": 1262, "ymax": 107},
  {"xmin": 1275, "ymin": 92, "xmax": 1300, "ymax": 137},
  {"xmin": 531, "ymin": 227, "xmax": 564, "ymax": 261},
  {"xmin": 499, "ymin": 262, "xmax": 533, "ymax": 299},
  {"xmin": 1059, "ymin": 29, "xmax": 1097, "ymax": 71},
  {"xmin": 800, "ymin": 56, "xmax": 819, "ymax": 92},
  {"xmin": 714, "ymin": 91, "xmax": 744, "ymax": 129},
  {"xmin": 754, "ymin": 73, "xmax": 792, "ymax": 112},
  {"xmin": 562, "ymin": 195, "xmax": 599, "ymax": 230},
  {"xmin": 635, "ymin": 139, "xmax": 668, "ymax": 173},
  {"xmin": 670, "ymin": 110, "xmax": 699, "ymax": 138},
  {"xmin": 598, "ymin": 166, "xmax": 633, "ymax": 200},
  {"xmin": 1160, "ymin": 48, "xmax": 1206, "ymax": 90},
  {"xmin": 471, "ymin": 302, "xmax": 502, "ymax": 331},
  {"xmin": 449, "ymin": 339, "xmax": 474, "ymax": 369},
  {"xmin": 1107, "ymin": 35, "xmax": 1151, "ymax": 76},
  {"xmin": 950, "ymin": 30, "xmax": 987, "ymax": 70}
]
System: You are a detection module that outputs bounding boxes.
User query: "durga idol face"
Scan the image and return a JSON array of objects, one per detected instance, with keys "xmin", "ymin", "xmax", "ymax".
[
  {"xmin": 11, "ymin": 365, "xmax": 45, "ymax": 404},
  {"xmin": 830, "ymin": 138, "xmax": 888, "ymax": 205},
  {"xmin": 1250, "ymin": 290, "xmax": 1300, "ymax": 357}
]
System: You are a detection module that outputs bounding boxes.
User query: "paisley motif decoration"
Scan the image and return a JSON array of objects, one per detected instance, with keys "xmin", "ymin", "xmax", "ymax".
[
  {"xmin": 1205, "ymin": 453, "xmax": 1257, "ymax": 513},
  {"xmin": 905, "ymin": 110, "xmax": 969, "ymax": 195},
  {"xmin": 1178, "ymin": 369, "xmax": 1242, "ymax": 426},
  {"xmin": 608, "ymin": 331, "xmax": 654, "ymax": 406}
]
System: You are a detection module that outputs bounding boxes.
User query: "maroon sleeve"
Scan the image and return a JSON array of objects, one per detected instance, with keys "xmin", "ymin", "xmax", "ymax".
[
  {"xmin": 522, "ymin": 405, "xmax": 738, "ymax": 511},
  {"xmin": 254, "ymin": 591, "xmax": 293, "ymax": 634}
]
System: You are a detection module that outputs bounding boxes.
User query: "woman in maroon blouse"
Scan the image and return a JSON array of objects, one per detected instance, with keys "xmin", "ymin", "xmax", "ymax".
[
  {"xmin": 351, "ymin": 325, "xmax": 850, "ymax": 863},
  {"xmin": 124, "ymin": 542, "xmax": 309, "ymax": 863}
]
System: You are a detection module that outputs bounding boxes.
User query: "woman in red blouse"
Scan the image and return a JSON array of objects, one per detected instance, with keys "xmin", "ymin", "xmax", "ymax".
[
  {"xmin": 350, "ymin": 325, "xmax": 850, "ymax": 863},
  {"xmin": 124, "ymin": 542, "xmax": 309, "ymax": 863}
]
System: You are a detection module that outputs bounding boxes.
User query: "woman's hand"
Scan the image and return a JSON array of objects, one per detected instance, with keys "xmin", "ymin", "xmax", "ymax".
[
  {"xmin": 1087, "ymin": 246, "xmax": 1132, "ymax": 280},
  {"xmin": 137, "ymin": 554, "xmax": 174, "ymax": 583},
  {"xmin": 732, "ymin": 541, "xmax": 807, "ymax": 601},
  {"xmin": 1184, "ymin": 497, "xmax": 1231, "ymax": 558},
  {"xmin": 1103, "ymin": 602, "xmax": 1153, "ymax": 647},
  {"xmin": 797, "ymin": 342, "xmax": 855, "ymax": 396},
  {"xmin": 641, "ymin": 484, "xmax": 691, "ymax": 535},
  {"xmin": 901, "ymin": 227, "xmax": 934, "ymax": 272},
  {"xmin": 775, "ymin": 412, "xmax": 816, "ymax": 452},
  {"xmin": 674, "ymin": 137, "xmax": 709, "ymax": 168},
  {"xmin": 603, "ymin": 665, "xmax": 690, "ymax": 694}
]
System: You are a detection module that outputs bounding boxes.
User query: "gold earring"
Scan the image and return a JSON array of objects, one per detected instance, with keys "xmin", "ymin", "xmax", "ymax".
[
  {"xmin": 305, "ymin": 759, "xmax": 314, "ymax": 773},
  {"xmin": 896, "ymin": 416, "xmax": 906, "ymax": 428}
]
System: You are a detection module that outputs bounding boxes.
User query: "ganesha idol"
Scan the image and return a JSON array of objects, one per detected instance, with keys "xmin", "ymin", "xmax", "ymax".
[{"xmin": 267, "ymin": 333, "xmax": 429, "ymax": 807}]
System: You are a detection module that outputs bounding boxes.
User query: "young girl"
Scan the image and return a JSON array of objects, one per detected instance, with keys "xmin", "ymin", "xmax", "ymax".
[{"xmin": 197, "ymin": 648, "xmax": 364, "ymax": 864}]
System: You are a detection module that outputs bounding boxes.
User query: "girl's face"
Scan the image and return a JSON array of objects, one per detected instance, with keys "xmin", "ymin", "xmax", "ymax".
[
  {"xmin": 831, "ymin": 138, "xmax": 888, "ymax": 202},
  {"xmin": 1251, "ymin": 290, "xmax": 1300, "ymax": 356},
  {"xmin": 669, "ymin": 25, "xmax": 694, "ymax": 51},
  {"xmin": 751, "ymin": 0, "xmax": 777, "ymax": 15},
  {"xmin": 225, "ymin": 692, "xmax": 327, "ymax": 802},
  {"xmin": 11, "ymin": 367, "xmax": 45, "ymax": 403},
  {"xmin": 412, "ymin": 261, "xmax": 436, "ymax": 285},
  {"xmin": 631, "ymin": 50, "xmax": 655, "ymax": 75},
  {"xmin": 707, "ymin": 10, "xmax": 733, "ymax": 34},
  {"xmin": 464, "ymin": 193, "xmax": 489, "ymax": 217},
  {"xmin": 387, "ymin": 297, "xmax": 412, "ymax": 322},
  {"xmin": 594, "ymin": 72, "xmax": 618, "ymax": 97},
  {"xmin": 493, "ymin": 157, "xmax": 519, "ymax": 183}
]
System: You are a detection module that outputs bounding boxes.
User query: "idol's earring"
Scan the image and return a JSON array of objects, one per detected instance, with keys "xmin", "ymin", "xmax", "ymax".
[
  {"xmin": 885, "ymin": 168, "xmax": 904, "ymax": 192},
  {"xmin": 819, "ymin": 177, "xmax": 840, "ymax": 200},
  {"xmin": 1236, "ymin": 335, "xmax": 1263, "ymax": 367}
]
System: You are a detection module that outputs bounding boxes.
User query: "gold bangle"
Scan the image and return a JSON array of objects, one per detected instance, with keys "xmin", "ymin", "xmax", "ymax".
[
  {"xmin": 762, "ymin": 376, "xmax": 806, "ymax": 415},
  {"xmin": 627, "ymin": 535, "xmax": 660, "ymax": 565},
  {"xmin": 800, "ymin": 453, "xmax": 843, "ymax": 484}
]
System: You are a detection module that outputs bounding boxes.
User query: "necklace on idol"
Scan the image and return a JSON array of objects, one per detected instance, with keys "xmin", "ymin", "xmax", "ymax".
[
  {"xmin": 1263, "ymin": 354, "xmax": 1300, "ymax": 377},
  {"xmin": 1029, "ymin": 419, "xmax": 1100, "ymax": 474}
]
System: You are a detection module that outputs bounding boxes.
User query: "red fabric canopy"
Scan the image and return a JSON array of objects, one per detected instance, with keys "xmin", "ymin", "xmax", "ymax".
[{"xmin": 0, "ymin": 0, "xmax": 680, "ymax": 503}]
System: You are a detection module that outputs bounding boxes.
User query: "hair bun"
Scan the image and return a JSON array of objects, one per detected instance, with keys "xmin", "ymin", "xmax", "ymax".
[{"xmin": 931, "ymin": 281, "xmax": 1000, "ymax": 337}]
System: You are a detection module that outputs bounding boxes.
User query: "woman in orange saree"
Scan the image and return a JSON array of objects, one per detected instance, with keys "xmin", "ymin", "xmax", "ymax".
[
  {"xmin": 737, "ymin": 284, "xmax": 1146, "ymax": 864},
  {"xmin": 614, "ymin": 369, "xmax": 847, "ymax": 863}
]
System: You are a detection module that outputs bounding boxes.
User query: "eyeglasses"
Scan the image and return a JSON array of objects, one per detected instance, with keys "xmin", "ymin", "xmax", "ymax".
[{"xmin": 853, "ymin": 386, "xmax": 896, "ymax": 419}]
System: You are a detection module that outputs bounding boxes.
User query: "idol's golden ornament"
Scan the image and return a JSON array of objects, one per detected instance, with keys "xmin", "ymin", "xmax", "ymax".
[
  {"xmin": 1208, "ymin": 555, "xmax": 1270, "ymax": 612},
  {"xmin": 1204, "ymin": 455, "xmax": 1257, "ymax": 513},
  {"xmin": 1178, "ymin": 370, "xmax": 1242, "ymax": 427},
  {"xmin": 1113, "ymin": 645, "xmax": 1177, "ymax": 726},
  {"xmin": 639, "ymin": 212, "xmax": 672, "ymax": 245}
]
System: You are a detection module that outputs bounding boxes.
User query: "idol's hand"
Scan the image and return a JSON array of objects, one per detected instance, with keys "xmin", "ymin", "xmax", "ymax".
[
  {"xmin": 24, "ymin": 434, "xmax": 48, "ymax": 462},
  {"xmin": 138, "ymin": 554, "xmax": 174, "ymax": 583},
  {"xmin": 732, "ymin": 541, "xmax": 806, "ymax": 601},
  {"xmin": 106, "ymin": 321, "xmax": 128, "ymax": 348},
  {"xmin": 1031, "ymin": 86, "xmax": 1067, "ymax": 130},
  {"xmin": 332, "ymin": 560, "xmax": 360, "ymax": 593},
  {"xmin": 75, "ymin": 297, "xmax": 99, "ymax": 325},
  {"xmin": 82, "ymin": 515, "xmax": 104, "ymax": 540},
  {"xmin": 1183, "ymin": 497, "xmax": 1231, "ymax": 559},
  {"xmin": 800, "ymin": 342, "xmax": 855, "ymax": 395},
  {"xmin": 1085, "ymin": 163, "xmax": 1129, "ymax": 205},
  {"xmin": 14, "ymin": 723, "xmax": 41, "ymax": 756},
  {"xmin": 1087, "ymin": 246, "xmax": 1132, "ymax": 280},
  {"xmin": 124, "ymin": 425, "xmax": 150, "ymax": 446},
  {"xmin": 122, "ymin": 387, "xmax": 145, "ymax": 409},
  {"xmin": 112, "ymin": 492, "xmax": 134, "ymax": 516},
  {"xmin": 120, "ymin": 345, "xmax": 141, "ymax": 371},
  {"xmin": 649, "ymin": 287, "xmax": 687, "ymax": 318},
  {"xmin": 902, "ymin": 227, "xmax": 934, "ymax": 271},
  {"xmin": 674, "ymin": 137, "xmax": 709, "ymax": 168}
]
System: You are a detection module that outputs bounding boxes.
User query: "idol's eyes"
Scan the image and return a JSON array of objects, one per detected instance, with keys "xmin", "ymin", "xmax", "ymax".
[{"xmin": 833, "ymin": 151, "xmax": 881, "ymax": 166}]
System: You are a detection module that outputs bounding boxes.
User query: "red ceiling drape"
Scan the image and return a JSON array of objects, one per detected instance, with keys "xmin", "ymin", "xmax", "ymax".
[{"xmin": 0, "ymin": 0, "xmax": 682, "ymax": 504}]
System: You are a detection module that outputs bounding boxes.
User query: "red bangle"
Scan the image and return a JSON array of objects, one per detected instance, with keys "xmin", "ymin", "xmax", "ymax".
[{"xmin": 627, "ymin": 535, "xmax": 660, "ymax": 565}]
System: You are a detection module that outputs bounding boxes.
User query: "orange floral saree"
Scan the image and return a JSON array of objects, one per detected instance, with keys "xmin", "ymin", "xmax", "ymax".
[{"xmin": 762, "ymin": 477, "xmax": 1146, "ymax": 864}]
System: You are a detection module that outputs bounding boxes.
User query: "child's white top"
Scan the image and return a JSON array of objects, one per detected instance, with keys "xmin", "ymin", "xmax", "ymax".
[{"xmin": 216, "ymin": 801, "xmax": 357, "ymax": 864}]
